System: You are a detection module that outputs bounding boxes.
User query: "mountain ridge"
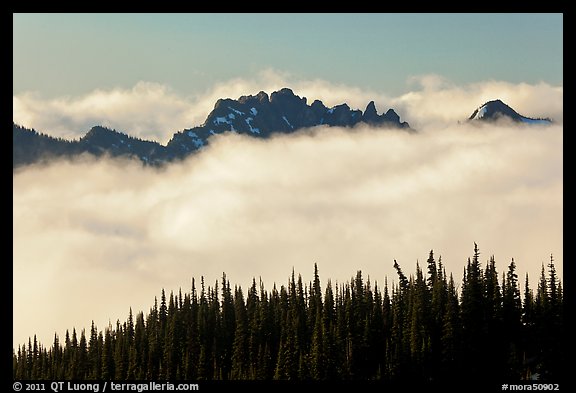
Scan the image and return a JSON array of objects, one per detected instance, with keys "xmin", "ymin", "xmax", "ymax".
[
  {"xmin": 166, "ymin": 87, "xmax": 411, "ymax": 160},
  {"xmin": 13, "ymin": 88, "xmax": 411, "ymax": 168},
  {"xmin": 14, "ymin": 92, "xmax": 554, "ymax": 169}
]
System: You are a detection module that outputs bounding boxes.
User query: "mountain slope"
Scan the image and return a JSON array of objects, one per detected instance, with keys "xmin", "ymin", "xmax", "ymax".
[
  {"xmin": 13, "ymin": 124, "xmax": 75, "ymax": 167},
  {"xmin": 468, "ymin": 99, "xmax": 552, "ymax": 124},
  {"xmin": 13, "ymin": 124, "xmax": 171, "ymax": 168}
]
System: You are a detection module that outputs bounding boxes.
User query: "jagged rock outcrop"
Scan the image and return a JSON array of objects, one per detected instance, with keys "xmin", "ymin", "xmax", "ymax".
[{"xmin": 167, "ymin": 88, "xmax": 410, "ymax": 158}]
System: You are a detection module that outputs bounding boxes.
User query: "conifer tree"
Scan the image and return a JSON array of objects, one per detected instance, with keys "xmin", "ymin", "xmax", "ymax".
[
  {"xmin": 88, "ymin": 321, "xmax": 101, "ymax": 379},
  {"xmin": 501, "ymin": 259, "xmax": 522, "ymax": 377},
  {"xmin": 482, "ymin": 256, "xmax": 504, "ymax": 377},
  {"xmin": 440, "ymin": 273, "xmax": 461, "ymax": 376},
  {"xmin": 77, "ymin": 330, "xmax": 88, "ymax": 379},
  {"xmin": 231, "ymin": 286, "xmax": 248, "ymax": 379},
  {"xmin": 146, "ymin": 297, "xmax": 161, "ymax": 379},
  {"xmin": 459, "ymin": 243, "xmax": 485, "ymax": 377},
  {"xmin": 322, "ymin": 279, "xmax": 340, "ymax": 379},
  {"xmin": 245, "ymin": 279, "xmax": 259, "ymax": 374},
  {"xmin": 310, "ymin": 306, "xmax": 325, "ymax": 380},
  {"xmin": 220, "ymin": 274, "xmax": 236, "ymax": 379},
  {"xmin": 101, "ymin": 325, "xmax": 115, "ymax": 379}
]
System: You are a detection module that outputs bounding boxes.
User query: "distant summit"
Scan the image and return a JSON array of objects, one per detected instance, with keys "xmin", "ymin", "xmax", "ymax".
[
  {"xmin": 166, "ymin": 88, "xmax": 410, "ymax": 159},
  {"xmin": 13, "ymin": 88, "xmax": 411, "ymax": 168},
  {"xmin": 468, "ymin": 99, "xmax": 552, "ymax": 124}
]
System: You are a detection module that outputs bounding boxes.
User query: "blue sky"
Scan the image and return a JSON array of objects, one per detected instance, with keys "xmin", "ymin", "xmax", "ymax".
[{"xmin": 13, "ymin": 13, "xmax": 563, "ymax": 98}]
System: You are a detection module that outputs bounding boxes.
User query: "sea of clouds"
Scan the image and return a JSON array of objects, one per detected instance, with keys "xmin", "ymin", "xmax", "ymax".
[{"xmin": 13, "ymin": 72, "xmax": 563, "ymax": 349}]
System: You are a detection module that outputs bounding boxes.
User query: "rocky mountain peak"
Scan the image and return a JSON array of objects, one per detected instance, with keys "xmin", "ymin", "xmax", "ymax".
[
  {"xmin": 363, "ymin": 101, "xmax": 379, "ymax": 123},
  {"xmin": 468, "ymin": 99, "xmax": 552, "ymax": 124}
]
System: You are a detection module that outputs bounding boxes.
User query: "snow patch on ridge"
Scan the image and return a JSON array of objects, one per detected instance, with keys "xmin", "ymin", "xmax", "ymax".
[{"xmin": 282, "ymin": 115, "xmax": 293, "ymax": 129}]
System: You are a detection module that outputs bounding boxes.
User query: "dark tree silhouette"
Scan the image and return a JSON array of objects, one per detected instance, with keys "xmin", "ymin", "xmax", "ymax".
[{"xmin": 13, "ymin": 244, "xmax": 563, "ymax": 382}]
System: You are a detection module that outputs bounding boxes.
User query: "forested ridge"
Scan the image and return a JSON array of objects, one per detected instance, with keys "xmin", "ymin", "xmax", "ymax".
[{"xmin": 13, "ymin": 245, "xmax": 564, "ymax": 382}]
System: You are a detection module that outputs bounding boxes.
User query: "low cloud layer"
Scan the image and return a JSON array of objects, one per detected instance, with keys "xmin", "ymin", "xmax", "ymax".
[
  {"xmin": 13, "ymin": 70, "xmax": 563, "ymax": 144},
  {"xmin": 13, "ymin": 121, "xmax": 562, "ymax": 349},
  {"xmin": 12, "ymin": 69, "xmax": 387, "ymax": 144}
]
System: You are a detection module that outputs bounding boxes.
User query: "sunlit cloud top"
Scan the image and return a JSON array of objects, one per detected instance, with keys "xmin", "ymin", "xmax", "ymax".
[{"xmin": 14, "ymin": 120, "xmax": 562, "ymax": 348}]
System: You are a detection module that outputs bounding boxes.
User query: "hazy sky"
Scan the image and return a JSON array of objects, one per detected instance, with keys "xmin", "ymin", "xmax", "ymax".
[
  {"xmin": 14, "ymin": 13, "xmax": 562, "ymax": 98},
  {"xmin": 13, "ymin": 13, "xmax": 563, "ymax": 349}
]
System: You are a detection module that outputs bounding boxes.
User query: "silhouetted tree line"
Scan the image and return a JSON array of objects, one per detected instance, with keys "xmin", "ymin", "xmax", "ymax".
[{"xmin": 13, "ymin": 244, "xmax": 564, "ymax": 381}]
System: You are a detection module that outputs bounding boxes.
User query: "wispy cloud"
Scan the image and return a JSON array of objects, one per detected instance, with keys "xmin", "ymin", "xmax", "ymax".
[
  {"xmin": 14, "ymin": 69, "xmax": 562, "ymax": 145},
  {"xmin": 13, "ymin": 82, "xmax": 197, "ymax": 144}
]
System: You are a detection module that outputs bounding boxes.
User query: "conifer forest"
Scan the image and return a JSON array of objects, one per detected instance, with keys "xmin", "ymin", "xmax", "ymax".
[{"xmin": 13, "ymin": 245, "xmax": 564, "ymax": 382}]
